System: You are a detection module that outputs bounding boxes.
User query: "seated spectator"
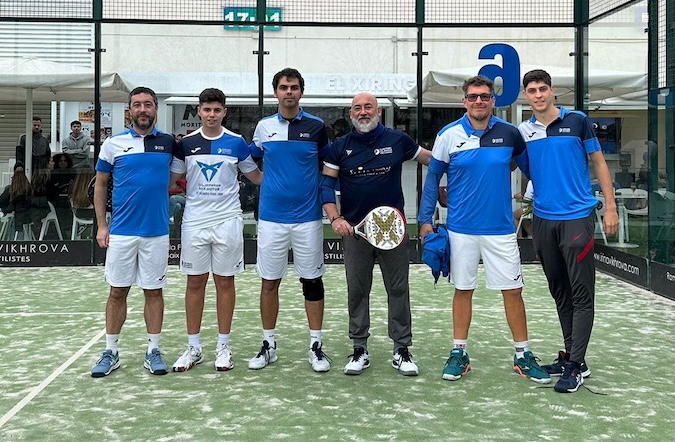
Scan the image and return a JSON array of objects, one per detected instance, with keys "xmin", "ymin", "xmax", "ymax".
[
  {"xmin": 30, "ymin": 159, "xmax": 54, "ymax": 227},
  {"xmin": 70, "ymin": 166, "xmax": 96, "ymax": 239},
  {"xmin": 51, "ymin": 153, "xmax": 75, "ymax": 238},
  {"xmin": 70, "ymin": 166, "xmax": 96, "ymax": 213},
  {"xmin": 3, "ymin": 166, "xmax": 32, "ymax": 239},
  {"xmin": 169, "ymin": 178, "xmax": 187, "ymax": 223}
]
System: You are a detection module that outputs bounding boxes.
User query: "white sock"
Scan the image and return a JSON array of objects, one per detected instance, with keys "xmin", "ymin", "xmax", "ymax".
[
  {"xmin": 188, "ymin": 333, "xmax": 201, "ymax": 350},
  {"xmin": 514, "ymin": 340, "xmax": 529, "ymax": 359},
  {"xmin": 106, "ymin": 334, "xmax": 119, "ymax": 354},
  {"xmin": 453, "ymin": 339, "xmax": 468, "ymax": 353},
  {"xmin": 217, "ymin": 333, "xmax": 230, "ymax": 348},
  {"xmin": 263, "ymin": 329, "xmax": 276, "ymax": 348},
  {"xmin": 310, "ymin": 330, "xmax": 322, "ymax": 347},
  {"xmin": 147, "ymin": 333, "xmax": 161, "ymax": 354}
]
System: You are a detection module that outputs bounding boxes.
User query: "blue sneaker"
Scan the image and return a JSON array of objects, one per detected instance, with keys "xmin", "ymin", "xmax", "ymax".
[
  {"xmin": 554, "ymin": 361, "xmax": 584, "ymax": 393},
  {"xmin": 442, "ymin": 348, "xmax": 471, "ymax": 381},
  {"xmin": 542, "ymin": 351, "xmax": 591, "ymax": 378},
  {"xmin": 91, "ymin": 349, "xmax": 120, "ymax": 378},
  {"xmin": 513, "ymin": 351, "xmax": 551, "ymax": 384},
  {"xmin": 144, "ymin": 348, "xmax": 168, "ymax": 375}
]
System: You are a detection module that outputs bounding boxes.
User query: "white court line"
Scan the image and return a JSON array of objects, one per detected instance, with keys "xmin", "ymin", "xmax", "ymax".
[{"xmin": 0, "ymin": 310, "xmax": 132, "ymax": 429}]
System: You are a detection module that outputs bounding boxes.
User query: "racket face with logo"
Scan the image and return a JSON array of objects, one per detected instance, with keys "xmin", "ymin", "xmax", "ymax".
[{"xmin": 354, "ymin": 206, "xmax": 406, "ymax": 250}]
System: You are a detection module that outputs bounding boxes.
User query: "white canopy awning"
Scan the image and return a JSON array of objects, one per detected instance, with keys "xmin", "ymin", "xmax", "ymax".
[{"xmin": 407, "ymin": 66, "xmax": 647, "ymax": 107}]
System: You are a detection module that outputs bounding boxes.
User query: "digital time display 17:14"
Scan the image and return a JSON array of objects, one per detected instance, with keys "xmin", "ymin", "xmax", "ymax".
[{"xmin": 223, "ymin": 7, "xmax": 282, "ymax": 31}]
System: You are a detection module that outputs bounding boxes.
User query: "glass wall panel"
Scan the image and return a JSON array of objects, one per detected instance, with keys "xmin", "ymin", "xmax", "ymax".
[{"xmin": 588, "ymin": 1, "xmax": 649, "ymax": 255}]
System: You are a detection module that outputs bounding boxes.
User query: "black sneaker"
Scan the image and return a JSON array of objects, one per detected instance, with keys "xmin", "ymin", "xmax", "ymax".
[
  {"xmin": 542, "ymin": 350, "xmax": 591, "ymax": 378},
  {"xmin": 554, "ymin": 361, "xmax": 584, "ymax": 393}
]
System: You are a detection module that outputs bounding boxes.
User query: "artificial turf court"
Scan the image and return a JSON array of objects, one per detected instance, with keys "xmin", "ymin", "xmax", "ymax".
[{"xmin": 0, "ymin": 264, "xmax": 673, "ymax": 441}]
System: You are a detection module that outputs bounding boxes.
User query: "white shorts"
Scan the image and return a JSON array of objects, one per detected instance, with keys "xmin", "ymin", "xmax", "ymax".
[
  {"xmin": 256, "ymin": 219, "xmax": 325, "ymax": 280},
  {"xmin": 449, "ymin": 231, "xmax": 523, "ymax": 291},
  {"xmin": 104, "ymin": 234, "xmax": 169, "ymax": 289},
  {"xmin": 180, "ymin": 217, "xmax": 244, "ymax": 276}
]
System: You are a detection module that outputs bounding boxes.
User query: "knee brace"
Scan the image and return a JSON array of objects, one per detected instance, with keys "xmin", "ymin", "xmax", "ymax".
[{"xmin": 300, "ymin": 277, "xmax": 325, "ymax": 301}]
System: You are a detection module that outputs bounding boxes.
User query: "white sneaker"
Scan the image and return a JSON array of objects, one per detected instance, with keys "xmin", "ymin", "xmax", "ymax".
[
  {"xmin": 248, "ymin": 340, "xmax": 277, "ymax": 370},
  {"xmin": 392, "ymin": 347, "xmax": 419, "ymax": 376},
  {"xmin": 308, "ymin": 341, "xmax": 331, "ymax": 372},
  {"xmin": 344, "ymin": 347, "xmax": 370, "ymax": 375},
  {"xmin": 215, "ymin": 344, "xmax": 234, "ymax": 371},
  {"xmin": 172, "ymin": 345, "xmax": 204, "ymax": 372}
]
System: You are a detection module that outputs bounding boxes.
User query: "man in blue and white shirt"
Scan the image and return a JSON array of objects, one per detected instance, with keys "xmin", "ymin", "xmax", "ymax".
[
  {"xmin": 248, "ymin": 68, "xmax": 331, "ymax": 372},
  {"xmin": 91, "ymin": 87, "xmax": 178, "ymax": 377},
  {"xmin": 519, "ymin": 69, "xmax": 618, "ymax": 393},
  {"xmin": 418, "ymin": 75, "xmax": 550, "ymax": 385},
  {"xmin": 170, "ymin": 88, "xmax": 262, "ymax": 374}
]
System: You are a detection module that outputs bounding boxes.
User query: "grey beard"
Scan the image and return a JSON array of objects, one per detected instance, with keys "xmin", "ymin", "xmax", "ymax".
[{"xmin": 351, "ymin": 116, "xmax": 379, "ymax": 133}]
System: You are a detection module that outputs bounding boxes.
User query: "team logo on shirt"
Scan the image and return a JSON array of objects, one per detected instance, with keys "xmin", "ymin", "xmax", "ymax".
[
  {"xmin": 527, "ymin": 132, "xmax": 536, "ymax": 138},
  {"xmin": 374, "ymin": 147, "xmax": 393, "ymax": 155},
  {"xmin": 197, "ymin": 161, "xmax": 224, "ymax": 182},
  {"xmin": 190, "ymin": 147, "xmax": 201, "ymax": 154},
  {"xmin": 558, "ymin": 127, "xmax": 571, "ymax": 133},
  {"xmin": 122, "ymin": 146, "xmax": 133, "ymax": 152},
  {"xmin": 455, "ymin": 142, "xmax": 466, "ymax": 149}
]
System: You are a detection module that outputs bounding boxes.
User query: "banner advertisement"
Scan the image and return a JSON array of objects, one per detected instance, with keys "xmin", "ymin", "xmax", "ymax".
[
  {"xmin": 594, "ymin": 244, "xmax": 648, "ymax": 288},
  {"xmin": 0, "ymin": 241, "xmax": 92, "ymax": 266},
  {"xmin": 650, "ymin": 261, "xmax": 675, "ymax": 301}
]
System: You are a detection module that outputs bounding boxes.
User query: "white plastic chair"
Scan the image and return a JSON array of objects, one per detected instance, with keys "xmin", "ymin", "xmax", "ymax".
[
  {"xmin": 593, "ymin": 198, "xmax": 608, "ymax": 245},
  {"xmin": 616, "ymin": 188, "xmax": 648, "ymax": 216},
  {"xmin": 0, "ymin": 212, "xmax": 15, "ymax": 240},
  {"xmin": 39, "ymin": 202, "xmax": 63, "ymax": 240},
  {"xmin": 71, "ymin": 202, "xmax": 94, "ymax": 240}
]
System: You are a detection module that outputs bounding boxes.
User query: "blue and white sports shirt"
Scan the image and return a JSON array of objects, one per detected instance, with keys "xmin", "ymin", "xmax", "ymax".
[
  {"xmin": 419, "ymin": 114, "xmax": 528, "ymax": 235},
  {"xmin": 171, "ymin": 127, "xmax": 258, "ymax": 229},
  {"xmin": 96, "ymin": 126, "xmax": 177, "ymax": 237},
  {"xmin": 518, "ymin": 107, "xmax": 601, "ymax": 220},
  {"xmin": 250, "ymin": 109, "xmax": 329, "ymax": 223}
]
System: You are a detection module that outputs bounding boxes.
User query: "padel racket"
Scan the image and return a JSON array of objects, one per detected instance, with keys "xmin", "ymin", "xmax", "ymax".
[{"xmin": 354, "ymin": 206, "xmax": 406, "ymax": 250}]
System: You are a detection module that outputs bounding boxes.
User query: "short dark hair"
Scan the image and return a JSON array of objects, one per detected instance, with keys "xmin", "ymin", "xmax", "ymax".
[
  {"xmin": 462, "ymin": 75, "xmax": 494, "ymax": 94},
  {"xmin": 70, "ymin": 120, "xmax": 82, "ymax": 128},
  {"xmin": 522, "ymin": 69, "xmax": 552, "ymax": 89},
  {"xmin": 198, "ymin": 88, "xmax": 226, "ymax": 106},
  {"xmin": 32, "ymin": 116, "xmax": 41, "ymax": 122},
  {"xmin": 128, "ymin": 86, "xmax": 158, "ymax": 107},
  {"xmin": 272, "ymin": 67, "xmax": 305, "ymax": 92}
]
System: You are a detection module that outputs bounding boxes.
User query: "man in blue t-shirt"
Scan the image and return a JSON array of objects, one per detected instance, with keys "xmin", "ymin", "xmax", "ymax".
[
  {"xmin": 90, "ymin": 86, "xmax": 178, "ymax": 378},
  {"xmin": 519, "ymin": 69, "xmax": 618, "ymax": 393},
  {"xmin": 321, "ymin": 92, "xmax": 430, "ymax": 376},
  {"xmin": 247, "ymin": 68, "xmax": 332, "ymax": 373},
  {"xmin": 418, "ymin": 75, "xmax": 550, "ymax": 385}
]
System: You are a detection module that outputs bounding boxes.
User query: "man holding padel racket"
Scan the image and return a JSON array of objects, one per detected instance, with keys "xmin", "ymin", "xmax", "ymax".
[
  {"xmin": 418, "ymin": 75, "xmax": 550, "ymax": 385},
  {"xmin": 321, "ymin": 92, "xmax": 431, "ymax": 376}
]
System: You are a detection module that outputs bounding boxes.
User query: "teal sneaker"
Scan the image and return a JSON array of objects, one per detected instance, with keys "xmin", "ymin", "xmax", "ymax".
[
  {"xmin": 513, "ymin": 351, "xmax": 551, "ymax": 384},
  {"xmin": 442, "ymin": 348, "xmax": 471, "ymax": 381},
  {"xmin": 91, "ymin": 349, "xmax": 120, "ymax": 378},
  {"xmin": 144, "ymin": 348, "xmax": 168, "ymax": 375}
]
